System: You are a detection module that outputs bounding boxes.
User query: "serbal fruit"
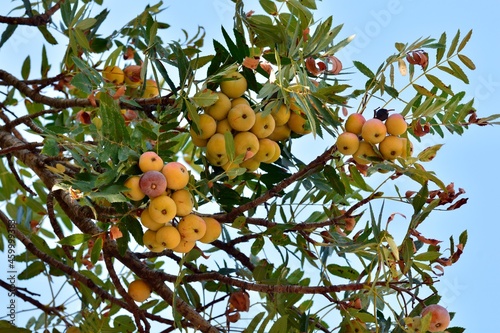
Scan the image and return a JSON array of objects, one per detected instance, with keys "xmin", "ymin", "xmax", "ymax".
[
  {"xmin": 220, "ymin": 71, "xmax": 247, "ymax": 98},
  {"xmin": 139, "ymin": 171, "xmax": 167, "ymax": 198},
  {"xmin": 139, "ymin": 151, "xmax": 163, "ymax": 172},
  {"xmin": 128, "ymin": 279, "xmax": 152, "ymax": 302},
  {"xmin": 162, "ymin": 162, "xmax": 190, "ymax": 190},
  {"xmin": 123, "ymin": 176, "xmax": 145, "ymax": 201},
  {"xmin": 421, "ymin": 304, "xmax": 451, "ymax": 332},
  {"xmin": 338, "ymin": 110, "xmax": 411, "ymax": 169},
  {"xmin": 103, "ymin": 65, "xmax": 125, "ymax": 85}
]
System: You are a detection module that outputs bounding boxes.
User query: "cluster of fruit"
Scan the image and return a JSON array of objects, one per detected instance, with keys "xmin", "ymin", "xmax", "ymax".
[
  {"xmin": 405, "ymin": 304, "xmax": 451, "ymax": 333},
  {"xmin": 123, "ymin": 152, "xmax": 222, "ymax": 254},
  {"xmin": 190, "ymin": 70, "xmax": 312, "ymax": 174},
  {"xmin": 102, "ymin": 64, "xmax": 159, "ymax": 98},
  {"xmin": 336, "ymin": 109, "xmax": 410, "ymax": 165}
]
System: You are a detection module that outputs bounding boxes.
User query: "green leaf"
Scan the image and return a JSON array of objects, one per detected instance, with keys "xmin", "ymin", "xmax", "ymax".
[
  {"xmin": 0, "ymin": 320, "xmax": 32, "ymax": 332},
  {"xmin": 323, "ymin": 165, "xmax": 345, "ymax": 196},
  {"xmin": 232, "ymin": 216, "xmax": 246, "ymax": 229},
  {"xmin": 348, "ymin": 165, "xmax": 373, "ymax": 192},
  {"xmin": 447, "ymin": 30, "xmax": 460, "ymax": 57},
  {"xmin": 224, "ymin": 131, "xmax": 236, "ymax": 161},
  {"xmin": 244, "ymin": 312, "xmax": 266, "ymax": 333},
  {"xmin": 414, "ymin": 251, "xmax": 441, "ymax": 261},
  {"xmin": 458, "ymin": 29, "xmax": 473, "ymax": 52},
  {"xmin": 41, "ymin": 45, "xmax": 50, "ymax": 78},
  {"xmin": 326, "ymin": 264, "xmax": 359, "ymax": 281},
  {"xmin": 59, "ymin": 233, "xmax": 91, "ymax": 246},
  {"xmin": 457, "ymin": 54, "xmax": 476, "ymax": 70},
  {"xmin": 436, "ymin": 32, "xmax": 446, "ymax": 63},
  {"xmin": 21, "ymin": 56, "xmax": 31, "ymax": 80},
  {"xmin": 412, "ymin": 84, "xmax": 434, "ymax": 97},
  {"xmin": 269, "ymin": 315, "xmax": 288, "ymax": 333},
  {"xmin": 0, "ymin": 24, "xmax": 17, "ymax": 48},
  {"xmin": 353, "ymin": 60, "xmax": 375, "ymax": 78},
  {"xmin": 417, "ymin": 144, "xmax": 443, "ymax": 162},
  {"xmin": 91, "ymin": 237, "xmax": 103, "ymax": 264},
  {"xmin": 18, "ymin": 261, "xmax": 45, "ymax": 280},
  {"xmin": 260, "ymin": 0, "xmax": 278, "ymax": 15},
  {"xmin": 73, "ymin": 28, "xmax": 90, "ymax": 50},
  {"xmin": 251, "ymin": 236, "xmax": 265, "ymax": 256},
  {"xmin": 99, "ymin": 93, "xmax": 130, "ymax": 143},
  {"xmin": 75, "ymin": 17, "xmax": 97, "ymax": 30},
  {"xmin": 459, "ymin": 230, "xmax": 468, "ymax": 246},
  {"xmin": 37, "ymin": 25, "xmax": 58, "ymax": 45},
  {"xmin": 412, "ymin": 182, "xmax": 428, "ymax": 214},
  {"xmin": 192, "ymin": 89, "xmax": 219, "ymax": 107},
  {"xmin": 425, "ymin": 74, "xmax": 453, "ymax": 95},
  {"xmin": 41, "ymin": 137, "xmax": 60, "ymax": 157},
  {"xmin": 448, "ymin": 60, "xmax": 469, "ymax": 83}
]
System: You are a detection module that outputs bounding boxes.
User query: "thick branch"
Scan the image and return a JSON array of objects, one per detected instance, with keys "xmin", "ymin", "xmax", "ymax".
[{"xmin": 0, "ymin": 2, "xmax": 62, "ymax": 26}]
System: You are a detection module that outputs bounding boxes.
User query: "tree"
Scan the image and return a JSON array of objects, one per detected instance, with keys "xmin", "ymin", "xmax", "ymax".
[{"xmin": 0, "ymin": 1, "xmax": 497, "ymax": 332}]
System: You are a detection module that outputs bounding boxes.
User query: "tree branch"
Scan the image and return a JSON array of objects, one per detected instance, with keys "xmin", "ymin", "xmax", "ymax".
[{"xmin": 0, "ymin": 2, "xmax": 62, "ymax": 26}]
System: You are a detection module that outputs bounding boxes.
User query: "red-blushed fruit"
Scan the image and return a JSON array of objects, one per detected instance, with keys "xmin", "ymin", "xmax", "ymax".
[
  {"xmin": 128, "ymin": 279, "xmax": 152, "ymax": 302},
  {"xmin": 139, "ymin": 151, "xmax": 164, "ymax": 172},
  {"xmin": 361, "ymin": 118, "xmax": 387, "ymax": 144},
  {"xmin": 421, "ymin": 304, "xmax": 451, "ymax": 332},
  {"xmin": 345, "ymin": 113, "xmax": 366, "ymax": 135},
  {"xmin": 123, "ymin": 65, "xmax": 143, "ymax": 88},
  {"xmin": 162, "ymin": 162, "xmax": 190, "ymax": 190},
  {"xmin": 336, "ymin": 132, "xmax": 360, "ymax": 155},
  {"xmin": 378, "ymin": 135, "xmax": 404, "ymax": 160},
  {"xmin": 385, "ymin": 113, "xmax": 408, "ymax": 136},
  {"xmin": 139, "ymin": 171, "xmax": 167, "ymax": 198}
]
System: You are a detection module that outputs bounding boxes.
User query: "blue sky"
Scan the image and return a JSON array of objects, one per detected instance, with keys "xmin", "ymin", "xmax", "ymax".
[{"xmin": 1, "ymin": 0, "xmax": 499, "ymax": 332}]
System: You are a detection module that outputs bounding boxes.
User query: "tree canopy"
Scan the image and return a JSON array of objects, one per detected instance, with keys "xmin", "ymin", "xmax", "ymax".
[{"xmin": 0, "ymin": 1, "xmax": 498, "ymax": 333}]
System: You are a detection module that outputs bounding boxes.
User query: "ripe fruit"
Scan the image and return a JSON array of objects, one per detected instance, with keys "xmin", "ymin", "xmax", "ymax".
[
  {"xmin": 139, "ymin": 151, "xmax": 163, "ymax": 172},
  {"xmin": 155, "ymin": 225, "xmax": 181, "ymax": 249},
  {"xmin": 234, "ymin": 131, "xmax": 260, "ymax": 161},
  {"xmin": 253, "ymin": 138, "xmax": 276, "ymax": 163},
  {"xmin": 123, "ymin": 176, "xmax": 146, "ymax": 201},
  {"xmin": 378, "ymin": 135, "xmax": 404, "ymax": 160},
  {"xmin": 199, "ymin": 217, "xmax": 222, "ymax": 243},
  {"xmin": 206, "ymin": 133, "xmax": 228, "ymax": 166},
  {"xmin": 267, "ymin": 141, "xmax": 281, "ymax": 163},
  {"xmin": 216, "ymin": 118, "xmax": 232, "ymax": 134},
  {"xmin": 139, "ymin": 171, "xmax": 167, "ymax": 198},
  {"xmin": 172, "ymin": 238, "xmax": 196, "ymax": 253},
  {"xmin": 271, "ymin": 104, "xmax": 291, "ymax": 126},
  {"xmin": 240, "ymin": 157, "xmax": 260, "ymax": 171},
  {"xmin": 206, "ymin": 92, "xmax": 232, "ymax": 120},
  {"xmin": 140, "ymin": 209, "xmax": 165, "ymax": 231},
  {"xmin": 231, "ymin": 97, "xmax": 250, "ymax": 107},
  {"xmin": 128, "ymin": 279, "xmax": 152, "ymax": 302},
  {"xmin": 227, "ymin": 104, "xmax": 256, "ymax": 131},
  {"xmin": 287, "ymin": 112, "xmax": 311, "ymax": 135},
  {"xmin": 142, "ymin": 79, "xmax": 159, "ymax": 98},
  {"xmin": 343, "ymin": 319, "xmax": 366, "ymax": 333},
  {"xmin": 190, "ymin": 132, "xmax": 208, "ymax": 147},
  {"xmin": 345, "ymin": 113, "xmax": 366, "ymax": 135},
  {"xmin": 148, "ymin": 195, "xmax": 177, "ymax": 223},
  {"xmin": 385, "ymin": 113, "xmax": 407, "ymax": 136},
  {"xmin": 268, "ymin": 124, "xmax": 291, "ymax": 141},
  {"xmin": 251, "ymin": 112, "xmax": 276, "ymax": 138},
  {"xmin": 177, "ymin": 214, "xmax": 207, "ymax": 241},
  {"xmin": 361, "ymin": 118, "xmax": 387, "ymax": 144},
  {"xmin": 353, "ymin": 141, "xmax": 378, "ymax": 165},
  {"xmin": 220, "ymin": 71, "xmax": 247, "ymax": 98},
  {"xmin": 66, "ymin": 327, "xmax": 82, "ymax": 333},
  {"xmin": 123, "ymin": 65, "xmax": 142, "ymax": 88},
  {"xmin": 143, "ymin": 229, "xmax": 164, "ymax": 252},
  {"xmin": 102, "ymin": 65, "xmax": 125, "ymax": 85},
  {"xmin": 191, "ymin": 114, "xmax": 217, "ymax": 140},
  {"xmin": 170, "ymin": 189, "xmax": 194, "ymax": 216},
  {"xmin": 162, "ymin": 162, "xmax": 190, "ymax": 190},
  {"xmin": 336, "ymin": 132, "xmax": 360, "ymax": 155},
  {"xmin": 421, "ymin": 304, "xmax": 450, "ymax": 332}
]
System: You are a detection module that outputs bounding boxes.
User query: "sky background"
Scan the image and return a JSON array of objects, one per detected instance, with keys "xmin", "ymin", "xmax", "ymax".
[{"xmin": 1, "ymin": 0, "xmax": 500, "ymax": 332}]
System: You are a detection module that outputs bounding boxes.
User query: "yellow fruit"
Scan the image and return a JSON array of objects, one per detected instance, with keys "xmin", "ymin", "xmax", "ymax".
[
  {"xmin": 287, "ymin": 112, "xmax": 311, "ymax": 135},
  {"xmin": 234, "ymin": 131, "xmax": 260, "ymax": 161},
  {"xmin": 266, "ymin": 141, "xmax": 281, "ymax": 163},
  {"xmin": 139, "ymin": 151, "xmax": 163, "ymax": 172},
  {"xmin": 336, "ymin": 132, "xmax": 360, "ymax": 155},
  {"xmin": 177, "ymin": 214, "xmax": 207, "ymax": 241},
  {"xmin": 221, "ymin": 160, "xmax": 241, "ymax": 180},
  {"xmin": 216, "ymin": 118, "xmax": 232, "ymax": 134},
  {"xmin": 162, "ymin": 162, "xmax": 190, "ymax": 190},
  {"xmin": 240, "ymin": 157, "xmax": 260, "ymax": 171},
  {"xmin": 172, "ymin": 238, "xmax": 196, "ymax": 253},
  {"xmin": 123, "ymin": 176, "xmax": 146, "ymax": 201},
  {"xmin": 385, "ymin": 113, "xmax": 407, "ymax": 136},
  {"xmin": 142, "ymin": 79, "xmax": 159, "ymax": 98},
  {"xmin": 143, "ymin": 229, "xmax": 164, "ymax": 252},
  {"xmin": 191, "ymin": 114, "xmax": 217, "ymax": 140},
  {"xmin": 123, "ymin": 65, "xmax": 142, "ymax": 88},
  {"xmin": 271, "ymin": 104, "xmax": 291, "ymax": 126},
  {"xmin": 189, "ymin": 130, "xmax": 208, "ymax": 147},
  {"xmin": 140, "ymin": 209, "xmax": 165, "ymax": 231},
  {"xmin": 353, "ymin": 141, "xmax": 378, "ymax": 165},
  {"xmin": 361, "ymin": 118, "xmax": 387, "ymax": 144},
  {"xmin": 148, "ymin": 195, "xmax": 177, "ymax": 223},
  {"xmin": 421, "ymin": 304, "xmax": 450, "ymax": 332},
  {"xmin": 343, "ymin": 319, "xmax": 366, "ymax": 333},
  {"xmin": 199, "ymin": 217, "xmax": 222, "ymax": 243},
  {"xmin": 227, "ymin": 104, "xmax": 256, "ymax": 132},
  {"xmin": 253, "ymin": 138, "xmax": 276, "ymax": 163},
  {"xmin": 400, "ymin": 137, "xmax": 413, "ymax": 158},
  {"xmin": 66, "ymin": 327, "xmax": 82, "ymax": 333},
  {"xmin": 251, "ymin": 112, "xmax": 276, "ymax": 138},
  {"xmin": 231, "ymin": 97, "xmax": 250, "ymax": 107},
  {"xmin": 220, "ymin": 71, "xmax": 247, "ymax": 98},
  {"xmin": 379, "ymin": 135, "xmax": 404, "ymax": 160},
  {"xmin": 268, "ymin": 124, "xmax": 292, "ymax": 141},
  {"xmin": 345, "ymin": 113, "xmax": 366, "ymax": 135},
  {"xmin": 206, "ymin": 92, "xmax": 232, "ymax": 120},
  {"xmin": 206, "ymin": 133, "xmax": 228, "ymax": 166},
  {"xmin": 103, "ymin": 65, "xmax": 125, "ymax": 85},
  {"xmin": 170, "ymin": 189, "xmax": 194, "ymax": 216},
  {"xmin": 155, "ymin": 225, "xmax": 181, "ymax": 249},
  {"xmin": 128, "ymin": 279, "xmax": 152, "ymax": 302}
]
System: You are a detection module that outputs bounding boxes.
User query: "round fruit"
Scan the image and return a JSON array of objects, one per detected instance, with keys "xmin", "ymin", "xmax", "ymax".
[
  {"xmin": 177, "ymin": 214, "xmax": 207, "ymax": 241},
  {"xmin": 234, "ymin": 131, "xmax": 260, "ymax": 161},
  {"xmin": 400, "ymin": 137, "xmax": 413, "ymax": 158},
  {"xmin": 421, "ymin": 304, "xmax": 450, "ymax": 332},
  {"xmin": 156, "ymin": 225, "xmax": 181, "ymax": 249},
  {"xmin": 268, "ymin": 124, "xmax": 291, "ymax": 141},
  {"xmin": 142, "ymin": 79, "xmax": 159, "ymax": 98},
  {"xmin": 128, "ymin": 279, "xmax": 152, "ymax": 302},
  {"xmin": 271, "ymin": 104, "xmax": 291, "ymax": 126},
  {"xmin": 206, "ymin": 133, "xmax": 228, "ymax": 166},
  {"xmin": 343, "ymin": 319, "xmax": 366, "ymax": 333},
  {"xmin": 227, "ymin": 104, "xmax": 256, "ymax": 132},
  {"xmin": 199, "ymin": 217, "xmax": 222, "ymax": 243},
  {"xmin": 139, "ymin": 171, "xmax": 167, "ymax": 198},
  {"xmin": 172, "ymin": 239, "xmax": 196, "ymax": 253},
  {"xmin": 287, "ymin": 112, "xmax": 311, "ymax": 135},
  {"xmin": 67, "ymin": 326, "xmax": 82, "ymax": 333},
  {"xmin": 240, "ymin": 157, "xmax": 260, "ymax": 172},
  {"xmin": 162, "ymin": 162, "xmax": 190, "ymax": 190},
  {"xmin": 216, "ymin": 118, "xmax": 232, "ymax": 134},
  {"xmin": 336, "ymin": 132, "xmax": 360, "ymax": 155},
  {"xmin": 206, "ymin": 92, "xmax": 232, "ymax": 120},
  {"xmin": 170, "ymin": 189, "xmax": 194, "ymax": 216},
  {"xmin": 140, "ymin": 209, "xmax": 165, "ymax": 231},
  {"xmin": 123, "ymin": 176, "xmax": 145, "ymax": 201},
  {"xmin": 353, "ymin": 141, "xmax": 378, "ymax": 165},
  {"xmin": 378, "ymin": 135, "xmax": 404, "ymax": 160},
  {"xmin": 123, "ymin": 65, "xmax": 142, "ymax": 88},
  {"xmin": 192, "ymin": 114, "xmax": 217, "ymax": 140},
  {"xmin": 139, "ymin": 151, "xmax": 163, "ymax": 172},
  {"xmin": 221, "ymin": 161, "xmax": 241, "ymax": 180},
  {"xmin": 361, "ymin": 118, "xmax": 387, "ymax": 144},
  {"xmin": 148, "ymin": 195, "xmax": 177, "ymax": 223},
  {"xmin": 143, "ymin": 229, "xmax": 165, "ymax": 252},
  {"xmin": 102, "ymin": 65, "xmax": 124, "ymax": 85},
  {"xmin": 220, "ymin": 71, "xmax": 247, "ymax": 98},
  {"xmin": 190, "ymin": 130, "xmax": 208, "ymax": 147},
  {"xmin": 253, "ymin": 138, "xmax": 276, "ymax": 163},
  {"xmin": 345, "ymin": 113, "xmax": 366, "ymax": 135},
  {"xmin": 231, "ymin": 97, "xmax": 250, "ymax": 107},
  {"xmin": 251, "ymin": 112, "xmax": 276, "ymax": 138},
  {"xmin": 266, "ymin": 141, "xmax": 281, "ymax": 163},
  {"xmin": 385, "ymin": 113, "xmax": 407, "ymax": 136}
]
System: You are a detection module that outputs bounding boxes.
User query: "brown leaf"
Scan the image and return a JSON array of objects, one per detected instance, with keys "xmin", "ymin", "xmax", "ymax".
[
  {"xmin": 413, "ymin": 121, "xmax": 431, "ymax": 137},
  {"xmin": 242, "ymin": 56, "xmax": 260, "ymax": 70},
  {"xmin": 227, "ymin": 312, "xmax": 240, "ymax": 323},
  {"xmin": 325, "ymin": 55, "xmax": 342, "ymax": 75},
  {"xmin": 410, "ymin": 229, "xmax": 442, "ymax": 246},
  {"xmin": 447, "ymin": 198, "xmax": 468, "ymax": 210},
  {"xmin": 305, "ymin": 57, "xmax": 323, "ymax": 76},
  {"xmin": 109, "ymin": 225, "xmax": 123, "ymax": 240},
  {"xmin": 229, "ymin": 291, "xmax": 250, "ymax": 312}
]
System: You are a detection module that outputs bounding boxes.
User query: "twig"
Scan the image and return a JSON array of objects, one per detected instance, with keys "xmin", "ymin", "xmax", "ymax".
[
  {"xmin": 0, "ymin": 1, "xmax": 63, "ymax": 26},
  {"xmin": 6, "ymin": 153, "xmax": 36, "ymax": 196}
]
